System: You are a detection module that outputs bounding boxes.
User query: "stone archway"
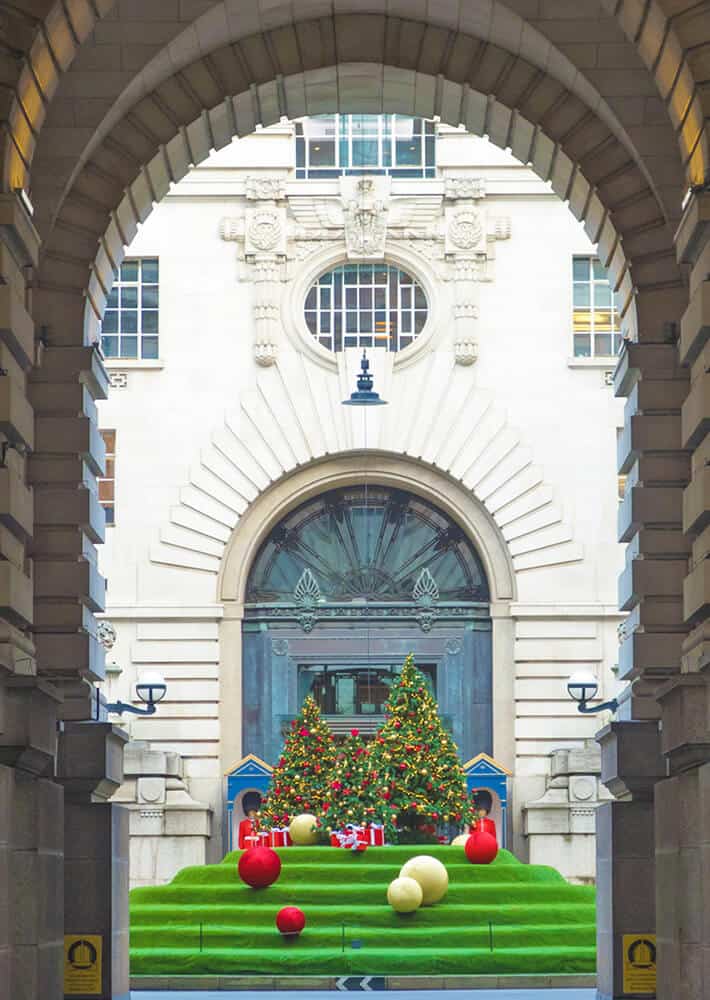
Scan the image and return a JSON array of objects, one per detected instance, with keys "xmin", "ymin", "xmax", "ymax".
[
  {"xmin": 0, "ymin": 2, "xmax": 707, "ymax": 998},
  {"xmin": 216, "ymin": 452, "xmax": 517, "ymax": 788}
]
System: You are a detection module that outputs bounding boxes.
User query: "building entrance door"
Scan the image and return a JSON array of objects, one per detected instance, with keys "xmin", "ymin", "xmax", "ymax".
[{"xmin": 241, "ymin": 485, "xmax": 492, "ymax": 762}]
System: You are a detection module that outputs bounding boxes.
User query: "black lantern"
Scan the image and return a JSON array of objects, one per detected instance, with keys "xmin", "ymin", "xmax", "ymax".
[{"xmin": 342, "ymin": 351, "xmax": 387, "ymax": 406}]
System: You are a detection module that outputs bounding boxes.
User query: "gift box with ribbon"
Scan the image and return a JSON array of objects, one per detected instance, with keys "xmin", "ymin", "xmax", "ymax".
[
  {"xmin": 269, "ymin": 827, "xmax": 292, "ymax": 848},
  {"xmin": 332, "ymin": 824, "xmax": 368, "ymax": 850},
  {"xmin": 367, "ymin": 823, "xmax": 385, "ymax": 846}
]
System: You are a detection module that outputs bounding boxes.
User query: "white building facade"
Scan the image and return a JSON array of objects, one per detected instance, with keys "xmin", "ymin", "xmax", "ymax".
[{"xmin": 97, "ymin": 119, "xmax": 625, "ymax": 888}]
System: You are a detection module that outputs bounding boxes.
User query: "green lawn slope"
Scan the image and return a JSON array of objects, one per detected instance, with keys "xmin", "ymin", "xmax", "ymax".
[{"xmin": 130, "ymin": 846, "xmax": 595, "ymax": 976}]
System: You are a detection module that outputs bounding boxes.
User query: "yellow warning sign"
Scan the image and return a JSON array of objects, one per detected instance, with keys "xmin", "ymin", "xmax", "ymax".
[
  {"xmin": 64, "ymin": 935, "xmax": 102, "ymax": 996},
  {"xmin": 622, "ymin": 934, "xmax": 656, "ymax": 995}
]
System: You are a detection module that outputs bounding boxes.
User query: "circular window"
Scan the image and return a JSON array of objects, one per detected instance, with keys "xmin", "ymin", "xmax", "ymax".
[{"xmin": 304, "ymin": 262, "xmax": 428, "ymax": 353}]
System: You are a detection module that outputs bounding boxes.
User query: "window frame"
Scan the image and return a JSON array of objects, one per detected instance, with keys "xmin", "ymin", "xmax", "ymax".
[
  {"xmin": 295, "ymin": 114, "xmax": 437, "ymax": 179},
  {"xmin": 100, "ymin": 257, "xmax": 159, "ymax": 360},
  {"xmin": 571, "ymin": 255, "xmax": 622, "ymax": 359},
  {"xmin": 98, "ymin": 429, "xmax": 115, "ymax": 526},
  {"xmin": 304, "ymin": 262, "xmax": 429, "ymax": 353}
]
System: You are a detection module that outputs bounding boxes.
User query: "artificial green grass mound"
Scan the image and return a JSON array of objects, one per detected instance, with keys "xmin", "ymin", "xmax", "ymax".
[{"xmin": 130, "ymin": 845, "xmax": 595, "ymax": 976}]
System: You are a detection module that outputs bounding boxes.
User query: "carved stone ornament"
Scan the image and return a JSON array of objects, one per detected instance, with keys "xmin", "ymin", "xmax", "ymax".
[
  {"xmin": 254, "ymin": 336, "xmax": 278, "ymax": 367},
  {"xmin": 454, "ymin": 335, "xmax": 478, "ymax": 366},
  {"xmin": 245, "ymin": 176, "xmax": 286, "ymax": 201},
  {"xmin": 97, "ymin": 620, "xmax": 117, "ymax": 650},
  {"xmin": 492, "ymin": 216, "xmax": 512, "ymax": 241},
  {"xmin": 445, "ymin": 177, "xmax": 486, "ymax": 200},
  {"xmin": 220, "ymin": 217, "xmax": 242, "ymax": 241},
  {"xmin": 448, "ymin": 210, "xmax": 484, "ymax": 251},
  {"xmin": 247, "ymin": 211, "xmax": 282, "ymax": 252},
  {"xmin": 341, "ymin": 176, "xmax": 390, "ymax": 259}
]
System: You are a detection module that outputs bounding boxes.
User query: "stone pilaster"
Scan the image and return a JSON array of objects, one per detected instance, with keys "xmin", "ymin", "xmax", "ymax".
[
  {"xmin": 28, "ymin": 343, "xmax": 108, "ymax": 721},
  {"xmin": 57, "ymin": 722, "xmax": 129, "ymax": 1000},
  {"xmin": 596, "ymin": 721, "xmax": 666, "ymax": 1000},
  {"xmin": 647, "ymin": 189, "xmax": 710, "ymax": 1000}
]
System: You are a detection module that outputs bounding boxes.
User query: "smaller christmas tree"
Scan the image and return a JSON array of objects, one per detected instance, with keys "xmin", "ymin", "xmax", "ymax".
[
  {"xmin": 321, "ymin": 728, "xmax": 381, "ymax": 832},
  {"xmin": 369, "ymin": 654, "xmax": 471, "ymax": 838},
  {"xmin": 258, "ymin": 695, "xmax": 337, "ymax": 827}
]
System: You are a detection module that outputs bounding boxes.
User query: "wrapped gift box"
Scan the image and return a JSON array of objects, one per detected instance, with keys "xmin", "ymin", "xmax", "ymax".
[
  {"xmin": 269, "ymin": 827, "xmax": 292, "ymax": 848},
  {"xmin": 332, "ymin": 824, "xmax": 369, "ymax": 850},
  {"xmin": 368, "ymin": 823, "xmax": 385, "ymax": 846}
]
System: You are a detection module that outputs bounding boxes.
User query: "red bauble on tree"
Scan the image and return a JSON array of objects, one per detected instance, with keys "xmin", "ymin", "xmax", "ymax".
[
  {"xmin": 276, "ymin": 906, "xmax": 306, "ymax": 937},
  {"xmin": 465, "ymin": 831, "xmax": 498, "ymax": 865},
  {"xmin": 237, "ymin": 846, "xmax": 282, "ymax": 888}
]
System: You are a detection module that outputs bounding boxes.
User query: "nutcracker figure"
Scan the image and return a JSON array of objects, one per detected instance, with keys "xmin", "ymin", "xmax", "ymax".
[{"xmin": 471, "ymin": 789, "xmax": 497, "ymax": 842}]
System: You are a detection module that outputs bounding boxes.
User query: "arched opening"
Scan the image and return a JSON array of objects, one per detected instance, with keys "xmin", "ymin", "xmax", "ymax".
[
  {"xmin": 1, "ymin": 2, "xmax": 706, "ymax": 996},
  {"xmin": 241, "ymin": 483, "xmax": 492, "ymax": 762}
]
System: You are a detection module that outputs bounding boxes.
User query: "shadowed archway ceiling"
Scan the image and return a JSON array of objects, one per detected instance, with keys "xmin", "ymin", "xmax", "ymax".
[{"xmin": 2, "ymin": 0, "xmax": 707, "ymax": 341}]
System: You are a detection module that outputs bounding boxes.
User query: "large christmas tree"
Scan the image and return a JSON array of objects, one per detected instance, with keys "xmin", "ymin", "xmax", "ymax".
[
  {"xmin": 321, "ymin": 727, "xmax": 381, "ymax": 832},
  {"xmin": 258, "ymin": 695, "xmax": 337, "ymax": 827},
  {"xmin": 369, "ymin": 654, "xmax": 471, "ymax": 837}
]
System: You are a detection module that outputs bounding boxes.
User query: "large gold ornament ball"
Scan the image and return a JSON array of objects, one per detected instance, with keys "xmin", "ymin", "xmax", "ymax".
[
  {"xmin": 450, "ymin": 833, "xmax": 469, "ymax": 847},
  {"xmin": 400, "ymin": 855, "xmax": 449, "ymax": 905},
  {"xmin": 387, "ymin": 876, "xmax": 423, "ymax": 913},
  {"xmin": 289, "ymin": 813, "xmax": 318, "ymax": 845}
]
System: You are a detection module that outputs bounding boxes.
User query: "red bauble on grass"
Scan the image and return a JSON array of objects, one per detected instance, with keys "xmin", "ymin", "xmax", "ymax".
[
  {"xmin": 237, "ymin": 846, "xmax": 282, "ymax": 888},
  {"xmin": 465, "ymin": 830, "xmax": 498, "ymax": 865},
  {"xmin": 276, "ymin": 906, "xmax": 306, "ymax": 936}
]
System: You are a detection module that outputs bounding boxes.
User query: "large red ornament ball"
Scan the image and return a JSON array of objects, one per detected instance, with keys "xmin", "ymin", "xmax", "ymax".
[
  {"xmin": 276, "ymin": 906, "xmax": 306, "ymax": 937},
  {"xmin": 238, "ymin": 846, "xmax": 282, "ymax": 888},
  {"xmin": 465, "ymin": 831, "xmax": 498, "ymax": 865}
]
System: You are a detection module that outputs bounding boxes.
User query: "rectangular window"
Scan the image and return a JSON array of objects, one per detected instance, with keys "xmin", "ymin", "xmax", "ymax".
[
  {"xmin": 101, "ymin": 257, "xmax": 159, "ymax": 360},
  {"xmin": 297, "ymin": 663, "xmax": 436, "ymax": 717},
  {"xmin": 295, "ymin": 115, "xmax": 436, "ymax": 179},
  {"xmin": 99, "ymin": 430, "xmax": 115, "ymax": 525},
  {"xmin": 572, "ymin": 256, "xmax": 623, "ymax": 358}
]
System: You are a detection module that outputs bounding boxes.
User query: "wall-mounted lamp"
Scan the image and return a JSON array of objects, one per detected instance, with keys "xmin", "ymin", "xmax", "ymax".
[
  {"xmin": 567, "ymin": 670, "xmax": 618, "ymax": 715},
  {"xmin": 105, "ymin": 671, "xmax": 167, "ymax": 716}
]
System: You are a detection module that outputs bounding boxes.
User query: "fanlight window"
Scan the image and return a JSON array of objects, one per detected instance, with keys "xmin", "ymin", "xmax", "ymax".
[
  {"xmin": 246, "ymin": 486, "xmax": 489, "ymax": 604},
  {"xmin": 304, "ymin": 263, "xmax": 428, "ymax": 353}
]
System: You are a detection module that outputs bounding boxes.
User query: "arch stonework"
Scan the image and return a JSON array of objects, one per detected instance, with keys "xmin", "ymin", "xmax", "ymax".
[
  {"xmin": 215, "ymin": 453, "xmax": 518, "ymax": 791},
  {"xmin": 0, "ymin": 3, "xmax": 707, "ymax": 999},
  {"xmin": 149, "ymin": 339, "xmax": 582, "ymax": 594}
]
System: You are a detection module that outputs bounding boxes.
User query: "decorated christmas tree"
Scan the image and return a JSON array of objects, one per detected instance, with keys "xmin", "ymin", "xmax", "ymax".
[
  {"xmin": 369, "ymin": 654, "xmax": 471, "ymax": 838},
  {"xmin": 321, "ymin": 728, "xmax": 381, "ymax": 832},
  {"xmin": 258, "ymin": 695, "xmax": 337, "ymax": 827}
]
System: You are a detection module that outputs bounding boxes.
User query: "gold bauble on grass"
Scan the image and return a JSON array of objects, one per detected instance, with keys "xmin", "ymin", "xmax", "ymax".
[
  {"xmin": 399, "ymin": 855, "xmax": 449, "ymax": 905},
  {"xmin": 289, "ymin": 813, "xmax": 318, "ymax": 845},
  {"xmin": 387, "ymin": 876, "xmax": 423, "ymax": 913}
]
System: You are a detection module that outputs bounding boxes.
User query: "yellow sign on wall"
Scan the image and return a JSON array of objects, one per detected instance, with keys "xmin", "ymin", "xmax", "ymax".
[
  {"xmin": 64, "ymin": 935, "xmax": 103, "ymax": 996},
  {"xmin": 622, "ymin": 934, "xmax": 656, "ymax": 995}
]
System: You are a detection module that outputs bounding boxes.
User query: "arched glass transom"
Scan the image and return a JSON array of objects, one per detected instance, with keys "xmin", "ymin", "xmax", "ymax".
[
  {"xmin": 304, "ymin": 263, "xmax": 428, "ymax": 353},
  {"xmin": 246, "ymin": 486, "xmax": 489, "ymax": 604}
]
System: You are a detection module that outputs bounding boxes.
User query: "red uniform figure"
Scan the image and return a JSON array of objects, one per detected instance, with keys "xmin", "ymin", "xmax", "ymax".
[{"xmin": 238, "ymin": 808, "xmax": 260, "ymax": 850}]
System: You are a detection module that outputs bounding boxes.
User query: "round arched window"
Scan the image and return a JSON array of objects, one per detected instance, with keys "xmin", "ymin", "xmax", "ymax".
[{"xmin": 304, "ymin": 262, "xmax": 428, "ymax": 352}]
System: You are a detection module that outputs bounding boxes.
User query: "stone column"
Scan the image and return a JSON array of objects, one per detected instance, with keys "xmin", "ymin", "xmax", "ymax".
[
  {"xmin": 219, "ymin": 602, "xmax": 244, "ymax": 785},
  {"xmin": 0, "ymin": 193, "xmax": 68, "ymax": 999},
  {"xmin": 57, "ymin": 722, "xmax": 129, "ymax": 1000},
  {"xmin": 647, "ymin": 188, "xmax": 710, "ymax": 1000},
  {"xmin": 596, "ymin": 721, "xmax": 666, "ymax": 1000}
]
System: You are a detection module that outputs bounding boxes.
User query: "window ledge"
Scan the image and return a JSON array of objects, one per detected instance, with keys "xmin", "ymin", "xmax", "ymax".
[
  {"xmin": 567, "ymin": 357, "xmax": 619, "ymax": 369},
  {"xmin": 104, "ymin": 359, "xmax": 164, "ymax": 370}
]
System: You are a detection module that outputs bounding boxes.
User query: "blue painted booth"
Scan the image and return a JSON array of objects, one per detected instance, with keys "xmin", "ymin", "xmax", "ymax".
[
  {"xmin": 225, "ymin": 754, "xmax": 273, "ymax": 851},
  {"xmin": 464, "ymin": 753, "xmax": 512, "ymax": 849}
]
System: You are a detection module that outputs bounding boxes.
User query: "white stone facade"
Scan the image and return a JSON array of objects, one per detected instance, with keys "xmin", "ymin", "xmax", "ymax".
[{"xmin": 97, "ymin": 121, "xmax": 625, "ymax": 885}]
